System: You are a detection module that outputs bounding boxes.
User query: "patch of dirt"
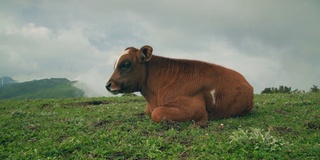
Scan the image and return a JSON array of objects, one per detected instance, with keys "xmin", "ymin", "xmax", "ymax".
[
  {"xmin": 57, "ymin": 135, "xmax": 68, "ymax": 143},
  {"xmin": 136, "ymin": 112, "xmax": 148, "ymax": 119},
  {"xmin": 93, "ymin": 120, "xmax": 108, "ymax": 127},
  {"xmin": 27, "ymin": 137, "xmax": 39, "ymax": 143},
  {"xmin": 65, "ymin": 100, "xmax": 110, "ymax": 107},
  {"xmin": 40, "ymin": 102, "xmax": 52, "ymax": 109},
  {"xmin": 26, "ymin": 124, "xmax": 40, "ymax": 131},
  {"xmin": 272, "ymin": 126, "xmax": 293, "ymax": 134},
  {"xmin": 273, "ymin": 108, "xmax": 290, "ymax": 115},
  {"xmin": 106, "ymin": 151, "xmax": 128, "ymax": 160},
  {"xmin": 82, "ymin": 100, "xmax": 110, "ymax": 106},
  {"xmin": 140, "ymin": 130, "xmax": 151, "ymax": 136},
  {"xmin": 180, "ymin": 139, "xmax": 192, "ymax": 147},
  {"xmin": 159, "ymin": 120, "xmax": 183, "ymax": 131},
  {"xmin": 305, "ymin": 121, "xmax": 320, "ymax": 130}
]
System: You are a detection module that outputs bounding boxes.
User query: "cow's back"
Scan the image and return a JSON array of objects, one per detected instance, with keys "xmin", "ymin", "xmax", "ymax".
[{"xmin": 144, "ymin": 56, "xmax": 253, "ymax": 119}]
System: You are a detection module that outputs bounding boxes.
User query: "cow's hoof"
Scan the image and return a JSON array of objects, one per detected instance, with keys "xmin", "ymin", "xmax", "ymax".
[{"xmin": 194, "ymin": 121, "xmax": 208, "ymax": 128}]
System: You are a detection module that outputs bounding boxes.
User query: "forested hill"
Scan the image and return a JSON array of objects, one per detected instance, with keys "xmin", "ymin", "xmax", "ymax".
[
  {"xmin": 0, "ymin": 78, "xmax": 84, "ymax": 100},
  {"xmin": 0, "ymin": 77, "xmax": 17, "ymax": 86}
]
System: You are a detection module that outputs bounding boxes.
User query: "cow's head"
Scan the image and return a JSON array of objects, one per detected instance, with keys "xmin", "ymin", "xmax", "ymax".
[{"xmin": 106, "ymin": 45, "xmax": 153, "ymax": 94}]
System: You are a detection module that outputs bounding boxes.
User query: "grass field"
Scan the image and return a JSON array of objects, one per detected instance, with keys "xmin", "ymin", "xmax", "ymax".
[{"xmin": 0, "ymin": 93, "xmax": 319, "ymax": 159}]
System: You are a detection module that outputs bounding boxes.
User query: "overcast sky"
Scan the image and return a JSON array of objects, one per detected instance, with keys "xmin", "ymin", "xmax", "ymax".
[{"xmin": 1, "ymin": 0, "xmax": 319, "ymax": 96}]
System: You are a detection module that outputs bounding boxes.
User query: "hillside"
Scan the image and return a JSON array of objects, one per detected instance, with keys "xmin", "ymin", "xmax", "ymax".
[
  {"xmin": 0, "ymin": 77, "xmax": 17, "ymax": 86},
  {"xmin": 0, "ymin": 78, "xmax": 84, "ymax": 99}
]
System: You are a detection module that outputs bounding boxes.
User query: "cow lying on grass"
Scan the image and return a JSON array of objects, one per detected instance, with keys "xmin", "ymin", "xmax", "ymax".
[{"xmin": 106, "ymin": 45, "xmax": 254, "ymax": 127}]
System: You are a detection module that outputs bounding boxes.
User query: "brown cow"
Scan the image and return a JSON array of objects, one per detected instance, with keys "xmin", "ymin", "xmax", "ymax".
[{"xmin": 106, "ymin": 45, "xmax": 254, "ymax": 127}]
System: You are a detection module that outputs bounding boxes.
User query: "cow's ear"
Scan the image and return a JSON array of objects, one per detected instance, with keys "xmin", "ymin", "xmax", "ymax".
[{"xmin": 139, "ymin": 45, "xmax": 153, "ymax": 62}]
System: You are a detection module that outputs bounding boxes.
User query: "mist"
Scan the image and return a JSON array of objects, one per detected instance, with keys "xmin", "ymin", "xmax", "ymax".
[{"xmin": 72, "ymin": 66, "xmax": 114, "ymax": 97}]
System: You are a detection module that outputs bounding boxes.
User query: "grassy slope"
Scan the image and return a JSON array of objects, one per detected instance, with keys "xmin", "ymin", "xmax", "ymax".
[
  {"xmin": 0, "ymin": 78, "xmax": 84, "ymax": 100},
  {"xmin": 0, "ymin": 93, "xmax": 319, "ymax": 159}
]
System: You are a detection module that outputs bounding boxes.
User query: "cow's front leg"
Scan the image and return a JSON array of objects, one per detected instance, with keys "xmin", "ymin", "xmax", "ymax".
[
  {"xmin": 145, "ymin": 103, "xmax": 152, "ymax": 115},
  {"xmin": 151, "ymin": 102, "xmax": 208, "ymax": 127}
]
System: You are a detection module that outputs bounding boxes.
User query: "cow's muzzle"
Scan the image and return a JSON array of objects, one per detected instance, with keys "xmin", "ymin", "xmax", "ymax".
[
  {"xmin": 105, "ymin": 82, "xmax": 112, "ymax": 91},
  {"xmin": 105, "ymin": 81, "xmax": 121, "ymax": 94}
]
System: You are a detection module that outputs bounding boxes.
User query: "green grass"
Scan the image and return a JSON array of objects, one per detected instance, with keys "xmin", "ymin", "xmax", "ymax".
[{"xmin": 0, "ymin": 93, "xmax": 319, "ymax": 159}]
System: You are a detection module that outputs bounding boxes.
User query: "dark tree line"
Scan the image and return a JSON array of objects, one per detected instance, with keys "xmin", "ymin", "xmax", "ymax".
[
  {"xmin": 261, "ymin": 85, "xmax": 291, "ymax": 94},
  {"xmin": 261, "ymin": 85, "xmax": 319, "ymax": 94},
  {"xmin": 309, "ymin": 85, "xmax": 319, "ymax": 93}
]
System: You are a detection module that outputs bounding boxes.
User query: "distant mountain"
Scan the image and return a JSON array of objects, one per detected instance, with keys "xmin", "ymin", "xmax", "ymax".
[
  {"xmin": 0, "ymin": 78, "xmax": 85, "ymax": 100},
  {"xmin": 0, "ymin": 77, "xmax": 17, "ymax": 86}
]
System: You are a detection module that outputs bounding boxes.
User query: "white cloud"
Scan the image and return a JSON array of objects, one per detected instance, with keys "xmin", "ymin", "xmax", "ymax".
[{"xmin": 1, "ymin": 0, "xmax": 319, "ymax": 95}]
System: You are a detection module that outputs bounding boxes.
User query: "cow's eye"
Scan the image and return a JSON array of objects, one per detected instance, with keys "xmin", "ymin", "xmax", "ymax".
[{"xmin": 120, "ymin": 61, "xmax": 131, "ymax": 70}]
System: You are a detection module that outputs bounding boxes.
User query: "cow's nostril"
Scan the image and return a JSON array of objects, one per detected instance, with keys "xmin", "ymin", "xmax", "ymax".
[{"xmin": 105, "ymin": 82, "xmax": 111, "ymax": 90}]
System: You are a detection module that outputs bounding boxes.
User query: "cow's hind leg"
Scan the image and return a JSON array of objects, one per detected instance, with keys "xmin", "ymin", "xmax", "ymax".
[
  {"xmin": 151, "ymin": 107, "xmax": 208, "ymax": 127},
  {"xmin": 151, "ymin": 97, "xmax": 208, "ymax": 127}
]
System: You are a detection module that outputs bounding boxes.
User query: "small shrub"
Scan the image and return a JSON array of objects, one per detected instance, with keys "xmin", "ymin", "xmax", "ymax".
[
  {"xmin": 309, "ymin": 85, "xmax": 319, "ymax": 93},
  {"xmin": 229, "ymin": 127, "xmax": 286, "ymax": 152}
]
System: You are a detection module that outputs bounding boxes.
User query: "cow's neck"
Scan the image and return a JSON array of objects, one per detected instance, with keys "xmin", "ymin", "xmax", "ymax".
[{"xmin": 140, "ymin": 55, "xmax": 186, "ymax": 102}]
